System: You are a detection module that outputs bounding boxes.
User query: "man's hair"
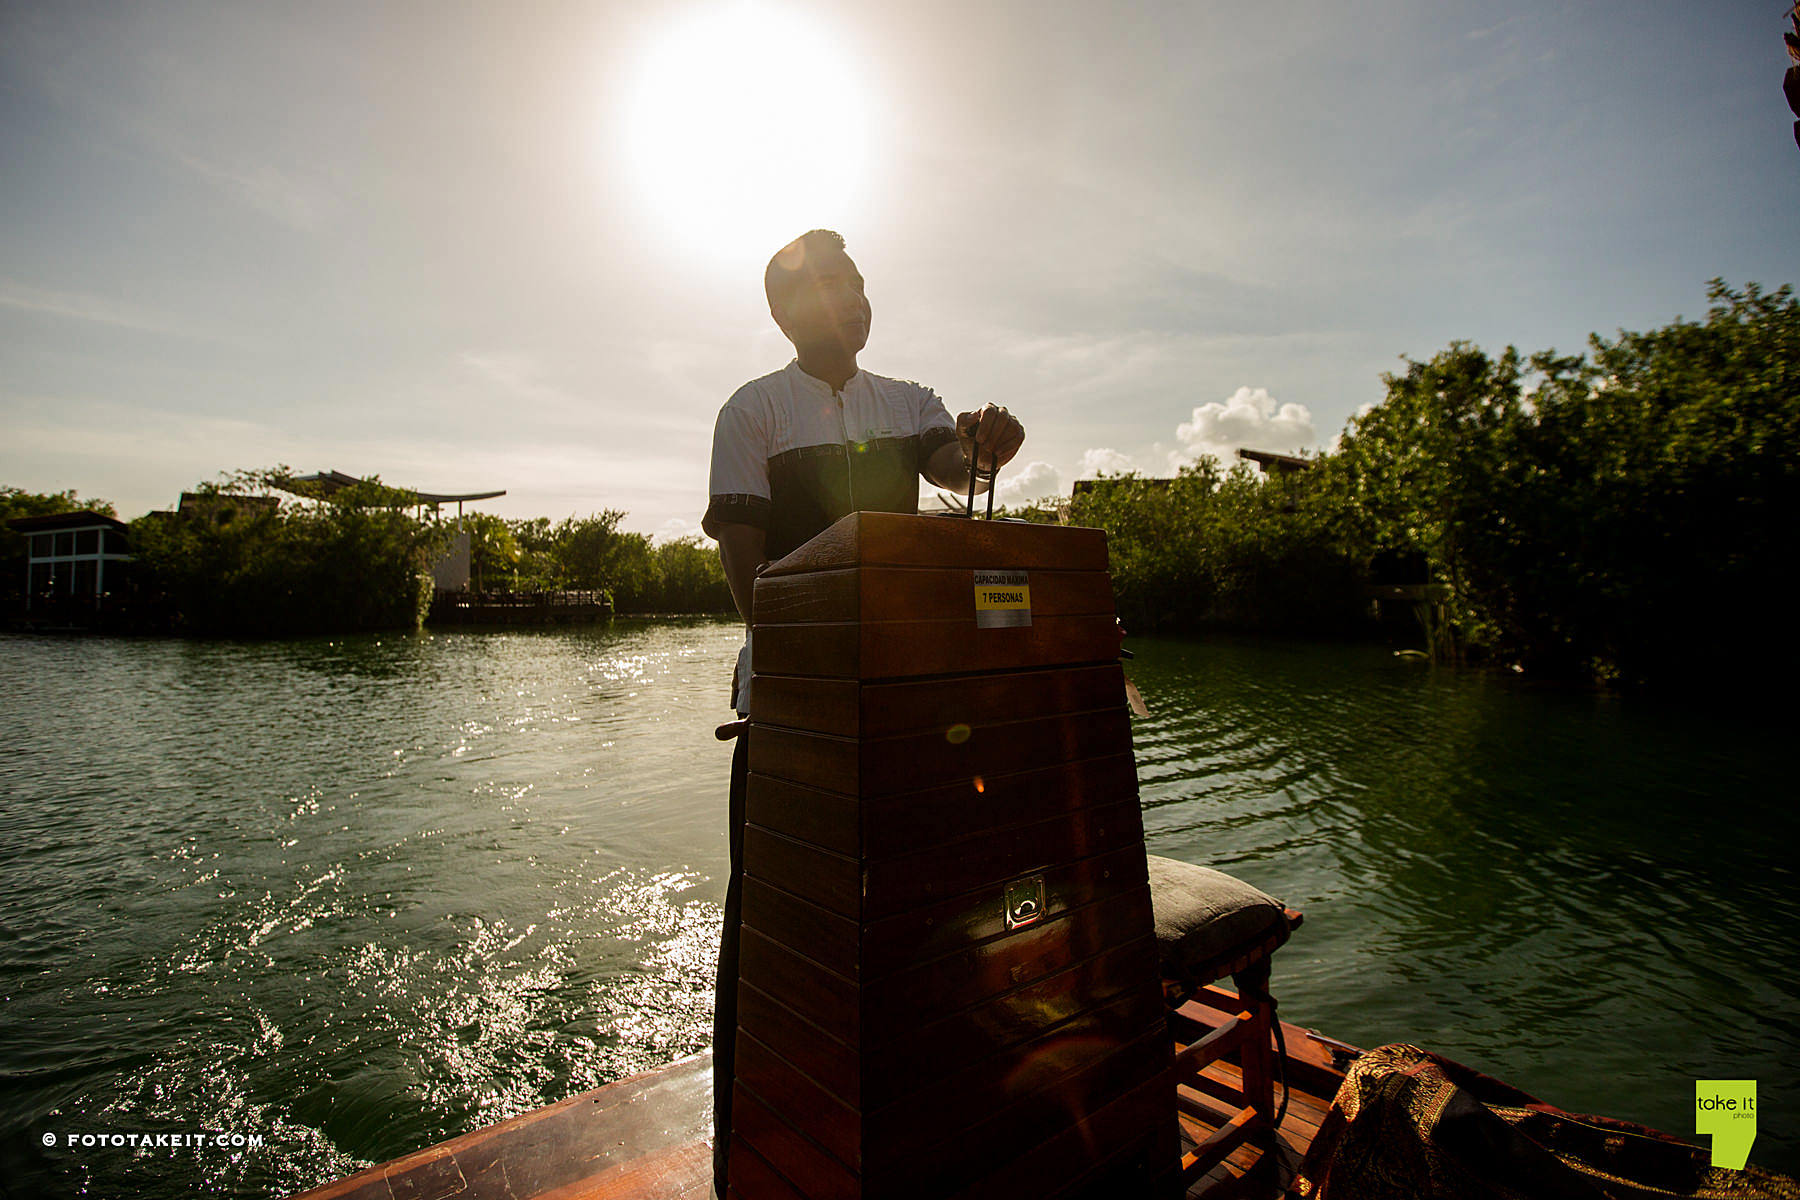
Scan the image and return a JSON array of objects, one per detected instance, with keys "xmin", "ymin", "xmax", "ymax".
[{"xmin": 765, "ymin": 229, "xmax": 846, "ymax": 311}]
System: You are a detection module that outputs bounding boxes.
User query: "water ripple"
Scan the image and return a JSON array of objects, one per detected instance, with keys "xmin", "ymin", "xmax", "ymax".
[
  {"xmin": 0, "ymin": 622, "xmax": 744, "ymax": 1197},
  {"xmin": 4, "ymin": 624, "xmax": 1796, "ymax": 1190}
]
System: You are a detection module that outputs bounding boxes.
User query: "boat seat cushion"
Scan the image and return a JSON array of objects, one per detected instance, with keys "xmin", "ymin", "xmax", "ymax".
[{"xmin": 1146, "ymin": 854, "xmax": 1290, "ymax": 985}]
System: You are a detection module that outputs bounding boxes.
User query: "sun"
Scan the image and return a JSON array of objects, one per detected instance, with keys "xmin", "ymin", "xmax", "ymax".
[{"xmin": 623, "ymin": 2, "xmax": 873, "ymax": 266}]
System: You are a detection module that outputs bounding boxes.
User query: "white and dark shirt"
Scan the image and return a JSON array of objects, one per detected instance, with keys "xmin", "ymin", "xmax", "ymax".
[
  {"xmin": 702, "ymin": 359, "xmax": 960, "ymax": 562},
  {"xmin": 704, "ymin": 359, "xmax": 960, "ymax": 713}
]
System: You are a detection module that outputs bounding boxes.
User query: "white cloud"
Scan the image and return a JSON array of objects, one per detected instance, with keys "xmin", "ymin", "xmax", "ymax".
[
  {"xmin": 917, "ymin": 459, "xmax": 1062, "ymax": 511},
  {"xmin": 654, "ymin": 515, "xmax": 709, "ymax": 544},
  {"xmin": 996, "ymin": 460, "xmax": 1062, "ymax": 506},
  {"xmin": 1075, "ymin": 448, "xmax": 1139, "ymax": 479},
  {"xmin": 1171, "ymin": 386, "xmax": 1316, "ymax": 469}
]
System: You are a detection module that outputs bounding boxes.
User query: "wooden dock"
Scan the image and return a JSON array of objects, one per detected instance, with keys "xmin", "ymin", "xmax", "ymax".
[{"xmin": 428, "ymin": 590, "xmax": 613, "ymax": 627}]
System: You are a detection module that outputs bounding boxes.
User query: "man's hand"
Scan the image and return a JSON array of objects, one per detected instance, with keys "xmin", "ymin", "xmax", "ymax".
[
  {"xmin": 957, "ymin": 404, "xmax": 1025, "ymax": 473},
  {"xmin": 923, "ymin": 404, "xmax": 1027, "ymax": 494}
]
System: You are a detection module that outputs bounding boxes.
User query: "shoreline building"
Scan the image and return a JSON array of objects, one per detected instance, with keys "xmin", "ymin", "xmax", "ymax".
[{"xmin": 8, "ymin": 511, "xmax": 135, "ymax": 611}]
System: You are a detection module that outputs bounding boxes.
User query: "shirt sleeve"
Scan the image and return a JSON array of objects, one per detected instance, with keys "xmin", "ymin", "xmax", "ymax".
[
  {"xmin": 702, "ymin": 389, "xmax": 772, "ymax": 537},
  {"xmin": 915, "ymin": 384, "xmax": 960, "ymax": 463}
]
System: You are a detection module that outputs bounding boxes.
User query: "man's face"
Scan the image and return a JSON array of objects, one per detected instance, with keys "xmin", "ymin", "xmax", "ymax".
[{"xmin": 774, "ymin": 246, "xmax": 871, "ymax": 357}]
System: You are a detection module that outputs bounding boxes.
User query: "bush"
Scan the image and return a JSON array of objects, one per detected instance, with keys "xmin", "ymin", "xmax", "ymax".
[
  {"xmin": 1050, "ymin": 457, "xmax": 1363, "ymax": 635},
  {"xmin": 1031, "ymin": 279, "xmax": 1795, "ymax": 685},
  {"xmin": 1328, "ymin": 280, "xmax": 1798, "ymax": 683},
  {"xmin": 128, "ymin": 471, "xmax": 444, "ymax": 636}
]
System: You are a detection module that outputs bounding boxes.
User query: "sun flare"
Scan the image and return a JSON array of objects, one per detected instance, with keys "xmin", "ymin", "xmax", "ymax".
[{"xmin": 623, "ymin": 2, "xmax": 873, "ymax": 266}]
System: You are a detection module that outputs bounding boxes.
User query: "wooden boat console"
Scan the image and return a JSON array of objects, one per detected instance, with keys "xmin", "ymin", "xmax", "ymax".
[{"xmin": 733, "ymin": 512, "xmax": 1179, "ymax": 1199}]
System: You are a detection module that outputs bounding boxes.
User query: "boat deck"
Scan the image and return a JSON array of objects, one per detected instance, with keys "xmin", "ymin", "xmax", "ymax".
[
  {"xmin": 290, "ymin": 988, "xmax": 1350, "ymax": 1200},
  {"xmin": 1170, "ymin": 986, "xmax": 1355, "ymax": 1199}
]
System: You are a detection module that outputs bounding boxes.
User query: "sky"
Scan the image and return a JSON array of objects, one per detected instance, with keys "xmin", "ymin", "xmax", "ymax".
[{"xmin": 3, "ymin": 0, "xmax": 1796, "ymax": 539}]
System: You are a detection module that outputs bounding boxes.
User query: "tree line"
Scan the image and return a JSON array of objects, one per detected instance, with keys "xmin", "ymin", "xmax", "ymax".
[
  {"xmin": 1, "ymin": 469, "xmax": 732, "ymax": 637},
  {"xmin": 1009, "ymin": 280, "xmax": 1796, "ymax": 687},
  {"xmin": 460, "ymin": 508, "xmax": 731, "ymax": 614},
  {"xmin": 9, "ymin": 279, "xmax": 1792, "ymax": 683}
]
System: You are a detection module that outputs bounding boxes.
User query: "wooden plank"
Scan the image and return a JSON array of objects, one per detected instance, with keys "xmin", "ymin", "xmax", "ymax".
[
  {"xmin": 951, "ymin": 1070, "xmax": 1178, "ymax": 1200},
  {"xmin": 1049, "ymin": 1123, "xmax": 1185, "ymax": 1200},
  {"xmin": 724, "ymin": 1135, "xmax": 806, "ymax": 1200},
  {"xmin": 758, "ymin": 511, "xmax": 1109, "ymax": 577},
  {"xmin": 752, "ymin": 664, "xmax": 1126, "ymax": 741},
  {"xmin": 730, "ymin": 1085, "xmax": 859, "ymax": 1200},
  {"xmin": 753, "ymin": 613, "xmax": 1121, "ymax": 680},
  {"xmin": 1175, "ymin": 1077, "xmax": 1325, "ymax": 1192},
  {"xmin": 1186, "ymin": 1075, "xmax": 1332, "ymax": 1150},
  {"xmin": 736, "ymin": 980, "xmax": 860, "ymax": 1111},
  {"xmin": 1182, "ymin": 1108, "xmax": 1256, "ymax": 1179},
  {"xmin": 1171, "ymin": 994, "xmax": 1346, "ymax": 1200},
  {"xmin": 533, "ymin": 1140, "xmax": 711, "ymax": 1200},
  {"xmin": 862, "ymin": 842, "xmax": 1150, "ymax": 977},
  {"xmin": 744, "ymin": 773, "xmax": 861, "ymax": 857},
  {"xmin": 286, "ymin": 1054, "xmax": 713, "ymax": 1200},
  {"xmin": 863, "ymin": 959, "xmax": 1165, "ymax": 1110},
  {"xmin": 1235, "ymin": 966, "xmax": 1275, "ymax": 1126},
  {"xmin": 865, "ymin": 798, "xmax": 1145, "ymax": 917},
  {"xmin": 741, "ymin": 823, "xmax": 860, "ymax": 917},
  {"xmin": 859, "ymin": 707, "xmax": 1133, "ymax": 798},
  {"xmin": 1183, "ymin": 1060, "xmax": 1333, "ymax": 1142},
  {"xmin": 737, "ymin": 926, "xmax": 859, "ymax": 1045},
  {"xmin": 1175, "ymin": 1013, "xmax": 1252, "ymax": 1072},
  {"xmin": 740, "ymin": 876, "xmax": 860, "ymax": 980},
  {"xmin": 873, "ymin": 885, "xmax": 1155, "ymax": 1024},
  {"xmin": 1184, "ymin": 1069, "xmax": 1251, "ymax": 1116},
  {"xmin": 747, "ymin": 754, "xmax": 1140, "ymax": 865},
  {"xmin": 1180, "ymin": 1059, "xmax": 1336, "ymax": 1145},
  {"xmin": 749, "ymin": 675, "xmax": 862, "ymax": 739},
  {"xmin": 862, "ymin": 1026, "xmax": 1172, "ymax": 1178},
  {"xmin": 1177, "ymin": 1088, "xmax": 1240, "ymax": 1131},
  {"xmin": 747, "ymin": 728, "xmax": 859, "ymax": 797},
  {"xmin": 752, "ymin": 567, "xmax": 861, "ymax": 624},
  {"xmin": 866, "ymin": 928, "xmax": 1159, "ymax": 1049},
  {"xmin": 861, "ymin": 754, "xmax": 1139, "ymax": 857},
  {"xmin": 749, "ymin": 708, "xmax": 1134, "ymax": 800},
  {"xmin": 1173, "ymin": 993, "xmax": 1351, "ymax": 1104},
  {"xmin": 754, "ymin": 566, "xmax": 1116, "ymax": 626},
  {"xmin": 734, "ymin": 1030, "xmax": 860, "ymax": 1173},
  {"xmin": 1181, "ymin": 1076, "xmax": 1330, "ymax": 1147}
]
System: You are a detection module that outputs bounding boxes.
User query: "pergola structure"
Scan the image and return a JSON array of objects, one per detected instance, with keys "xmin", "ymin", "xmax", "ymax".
[
  {"xmin": 281, "ymin": 469, "xmax": 505, "ymax": 521},
  {"xmin": 279, "ymin": 470, "xmax": 506, "ymax": 593},
  {"xmin": 1236, "ymin": 448, "xmax": 1314, "ymax": 475}
]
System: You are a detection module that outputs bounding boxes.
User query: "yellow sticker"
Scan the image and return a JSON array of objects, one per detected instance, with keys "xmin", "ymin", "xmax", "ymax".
[
  {"xmin": 974, "ymin": 571, "xmax": 1031, "ymax": 628},
  {"xmin": 1697, "ymin": 1080, "xmax": 1757, "ymax": 1169}
]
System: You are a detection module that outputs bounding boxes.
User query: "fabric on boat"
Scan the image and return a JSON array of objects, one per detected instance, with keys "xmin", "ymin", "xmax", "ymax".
[
  {"xmin": 1292, "ymin": 1043, "xmax": 1800, "ymax": 1200},
  {"xmin": 1144, "ymin": 854, "xmax": 1288, "ymax": 984}
]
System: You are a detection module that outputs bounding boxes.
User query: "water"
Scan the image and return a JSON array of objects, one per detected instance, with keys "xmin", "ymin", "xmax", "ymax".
[{"xmin": 0, "ymin": 624, "xmax": 1793, "ymax": 1196}]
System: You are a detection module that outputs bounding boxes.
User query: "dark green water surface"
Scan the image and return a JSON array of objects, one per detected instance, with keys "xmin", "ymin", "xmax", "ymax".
[{"xmin": 1, "ymin": 623, "xmax": 1793, "ymax": 1196}]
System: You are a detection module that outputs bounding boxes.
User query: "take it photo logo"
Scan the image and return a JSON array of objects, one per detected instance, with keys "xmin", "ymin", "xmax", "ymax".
[{"xmin": 1696, "ymin": 1080, "xmax": 1757, "ymax": 1170}]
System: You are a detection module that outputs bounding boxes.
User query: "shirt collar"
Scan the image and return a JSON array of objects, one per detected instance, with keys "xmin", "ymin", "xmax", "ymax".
[{"xmin": 786, "ymin": 357, "xmax": 861, "ymax": 395}]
